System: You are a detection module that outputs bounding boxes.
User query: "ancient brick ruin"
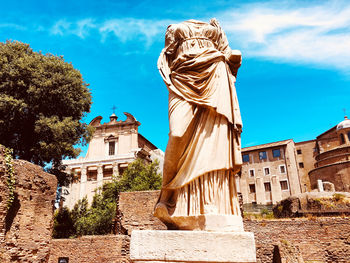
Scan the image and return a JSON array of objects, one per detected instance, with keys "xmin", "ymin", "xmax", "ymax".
[
  {"xmin": 49, "ymin": 190, "xmax": 350, "ymax": 263},
  {"xmin": 0, "ymin": 146, "xmax": 57, "ymax": 262}
]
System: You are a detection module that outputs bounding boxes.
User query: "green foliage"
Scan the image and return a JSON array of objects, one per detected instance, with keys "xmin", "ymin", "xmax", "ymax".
[
  {"xmin": 74, "ymin": 196, "xmax": 116, "ymax": 236},
  {"xmin": 333, "ymin": 193, "xmax": 345, "ymax": 202},
  {"xmin": 115, "ymin": 158, "xmax": 162, "ymax": 192},
  {"xmin": 0, "ymin": 40, "xmax": 92, "ymax": 184},
  {"xmin": 52, "ymin": 207, "xmax": 75, "ymax": 238},
  {"xmin": 4, "ymin": 147, "xmax": 15, "ymax": 209},
  {"xmin": 53, "ymin": 159, "xmax": 162, "ymax": 237}
]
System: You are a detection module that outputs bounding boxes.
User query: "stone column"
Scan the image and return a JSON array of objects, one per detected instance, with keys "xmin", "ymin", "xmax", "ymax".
[
  {"xmin": 79, "ymin": 166, "xmax": 87, "ymax": 200},
  {"xmin": 317, "ymin": 179, "xmax": 324, "ymax": 192},
  {"xmin": 239, "ymin": 177, "xmax": 249, "ymax": 204},
  {"xmin": 113, "ymin": 162, "xmax": 120, "ymax": 178},
  {"xmin": 235, "ymin": 175, "xmax": 241, "ymax": 193},
  {"xmin": 97, "ymin": 164, "xmax": 103, "ymax": 190},
  {"xmin": 271, "ymin": 175, "xmax": 282, "ymax": 204},
  {"xmin": 255, "ymin": 177, "xmax": 266, "ymax": 205}
]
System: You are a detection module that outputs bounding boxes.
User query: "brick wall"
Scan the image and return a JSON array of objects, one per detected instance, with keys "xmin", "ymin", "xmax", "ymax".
[
  {"xmin": 117, "ymin": 190, "xmax": 166, "ymax": 234},
  {"xmin": 245, "ymin": 218, "xmax": 350, "ymax": 263},
  {"xmin": 49, "ymin": 235, "xmax": 130, "ymax": 263},
  {"xmin": 49, "ymin": 190, "xmax": 350, "ymax": 263},
  {"xmin": 0, "ymin": 145, "xmax": 57, "ymax": 263},
  {"xmin": 118, "ymin": 191, "xmax": 350, "ymax": 263}
]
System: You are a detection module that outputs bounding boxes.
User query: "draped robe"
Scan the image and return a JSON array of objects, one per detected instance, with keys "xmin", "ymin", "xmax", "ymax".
[{"xmin": 156, "ymin": 19, "xmax": 243, "ymax": 222}]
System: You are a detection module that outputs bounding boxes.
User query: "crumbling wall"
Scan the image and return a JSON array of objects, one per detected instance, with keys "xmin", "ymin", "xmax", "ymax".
[
  {"xmin": 49, "ymin": 235, "xmax": 130, "ymax": 263},
  {"xmin": 118, "ymin": 190, "xmax": 350, "ymax": 263},
  {"xmin": 245, "ymin": 218, "xmax": 350, "ymax": 263},
  {"xmin": 117, "ymin": 190, "xmax": 166, "ymax": 233},
  {"xmin": 0, "ymin": 145, "xmax": 57, "ymax": 262}
]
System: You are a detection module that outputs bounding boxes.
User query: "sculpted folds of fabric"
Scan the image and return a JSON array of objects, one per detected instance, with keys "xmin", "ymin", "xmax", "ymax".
[{"xmin": 155, "ymin": 19, "xmax": 243, "ymax": 230}]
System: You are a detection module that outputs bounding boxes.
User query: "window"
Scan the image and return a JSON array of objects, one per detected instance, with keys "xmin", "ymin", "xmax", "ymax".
[
  {"xmin": 249, "ymin": 169, "xmax": 255, "ymax": 177},
  {"xmin": 272, "ymin": 149, "xmax": 281, "ymax": 158},
  {"xmin": 348, "ymin": 131, "xmax": 350, "ymax": 142},
  {"xmin": 297, "ymin": 149, "xmax": 302, "ymax": 154},
  {"xmin": 87, "ymin": 170, "xmax": 97, "ymax": 181},
  {"xmin": 109, "ymin": 141, "xmax": 115, "ymax": 155},
  {"xmin": 280, "ymin": 180, "xmax": 289, "ymax": 191},
  {"xmin": 299, "ymin": 162, "xmax": 304, "ymax": 168},
  {"xmin": 340, "ymin": 134, "xmax": 345, "ymax": 144},
  {"xmin": 264, "ymin": 167, "xmax": 270, "ymax": 176},
  {"xmin": 279, "ymin": 165, "xmax": 286, "ymax": 174},
  {"xmin": 58, "ymin": 258, "xmax": 69, "ymax": 263},
  {"xmin": 264, "ymin": 182, "xmax": 271, "ymax": 192},
  {"xmin": 249, "ymin": 184, "xmax": 256, "ymax": 193},
  {"xmin": 242, "ymin": 154, "xmax": 250, "ymax": 162},
  {"xmin": 259, "ymin": 151, "xmax": 267, "ymax": 160}
]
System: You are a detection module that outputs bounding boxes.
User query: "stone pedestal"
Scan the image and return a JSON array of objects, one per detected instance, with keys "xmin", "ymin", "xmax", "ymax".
[
  {"xmin": 169, "ymin": 215, "xmax": 244, "ymax": 232},
  {"xmin": 130, "ymin": 230, "xmax": 256, "ymax": 263}
]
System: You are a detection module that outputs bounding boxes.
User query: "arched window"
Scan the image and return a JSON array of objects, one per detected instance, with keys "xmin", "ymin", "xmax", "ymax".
[
  {"xmin": 340, "ymin": 133, "xmax": 345, "ymax": 144},
  {"xmin": 348, "ymin": 131, "xmax": 350, "ymax": 142}
]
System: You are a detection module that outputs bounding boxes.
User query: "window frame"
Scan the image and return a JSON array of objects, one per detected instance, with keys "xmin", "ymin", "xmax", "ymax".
[
  {"xmin": 272, "ymin": 149, "xmax": 281, "ymax": 158},
  {"xmin": 259, "ymin": 151, "xmax": 267, "ymax": 160},
  {"xmin": 263, "ymin": 166, "xmax": 270, "ymax": 176},
  {"xmin": 264, "ymin": 182, "xmax": 271, "ymax": 192},
  {"xmin": 249, "ymin": 168, "xmax": 255, "ymax": 177},
  {"xmin": 108, "ymin": 141, "xmax": 116, "ymax": 156},
  {"xmin": 280, "ymin": 180, "xmax": 289, "ymax": 191},
  {"xmin": 242, "ymin": 154, "xmax": 250, "ymax": 163},
  {"xmin": 279, "ymin": 164, "xmax": 286, "ymax": 174},
  {"xmin": 249, "ymin": 184, "xmax": 256, "ymax": 193}
]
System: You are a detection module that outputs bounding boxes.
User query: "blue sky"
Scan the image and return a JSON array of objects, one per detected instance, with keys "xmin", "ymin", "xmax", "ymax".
[{"xmin": 1, "ymin": 0, "xmax": 350, "ymax": 154}]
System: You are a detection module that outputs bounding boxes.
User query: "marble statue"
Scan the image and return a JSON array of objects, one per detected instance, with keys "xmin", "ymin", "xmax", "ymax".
[{"xmin": 154, "ymin": 18, "xmax": 243, "ymax": 231}]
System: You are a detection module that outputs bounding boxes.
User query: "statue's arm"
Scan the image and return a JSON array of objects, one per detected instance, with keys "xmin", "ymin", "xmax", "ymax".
[
  {"xmin": 210, "ymin": 18, "xmax": 241, "ymax": 77},
  {"xmin": 157, "ymin": 25, "xmax": 177, "ymax": 87}
]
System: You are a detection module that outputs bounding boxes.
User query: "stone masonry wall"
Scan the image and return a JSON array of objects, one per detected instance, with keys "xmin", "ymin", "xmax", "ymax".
[
  {"xmin": 118, "ymin": 190, "xmax": 350, "ymax": 263},
  {"xmin": 0, "ymin": 145, "xmax": 57, "ymax": 263},
  {"xmin": 49, "ymin": 190, "xmax": 350, "ymax": 263},
  {"xmin": 49, "ymin": 235, "xmax": 130, "ymax": 263},
  {"xmin": 117, "ymin": 190, "xmax": 165, "ymax": 233},
  {"xmin": 245, "ymin": 218, "xmax": 350, "ymax": 263}
]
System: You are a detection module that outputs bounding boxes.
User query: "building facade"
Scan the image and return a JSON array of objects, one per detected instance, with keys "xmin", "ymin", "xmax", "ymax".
[
  {"xmin": 239, "ymin": 117, "xmax": 350, "ymax": 205},
  {"xmin": 61, "ymin": 112, "xmax": 164, "ymax": 209},
  {"xmin": 309, "ymin": 117, "xmax": 350, "ymax": 191},
  {"xmin": 239, "ymin": 139, "xmax": 303, "ymax": 205}
]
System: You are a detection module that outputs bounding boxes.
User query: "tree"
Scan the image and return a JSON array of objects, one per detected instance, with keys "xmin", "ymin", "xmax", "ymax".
[
  {"xmin": 0, "ymin": 40, "xmax": 92, "ymax": 184},
  {"xmin": 115, "ymin": 158, "xmax": 162, "ymax": 192},
  {"xmin": 52, "ymin": 207, "xmax": 75, "ymax": 238}
]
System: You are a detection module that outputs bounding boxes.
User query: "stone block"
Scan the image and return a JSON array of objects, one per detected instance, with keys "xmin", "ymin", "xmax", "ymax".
[{"xmin": 130, "ymin": 230, "xmax": 256, "ymax": 263}]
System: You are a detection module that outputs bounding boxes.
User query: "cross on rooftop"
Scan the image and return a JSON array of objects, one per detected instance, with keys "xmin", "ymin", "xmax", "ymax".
[{"xmin": 111, "ymin": 105, "xmax": 117, "ymax": 114}]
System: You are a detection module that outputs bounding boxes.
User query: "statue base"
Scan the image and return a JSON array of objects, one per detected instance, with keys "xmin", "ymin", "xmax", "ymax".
[
  {"xmin": 130, "ymin": 230, "xmax": 256, "ymax": 263},
  {"xmin": 169, "ymin": 214, "xmax": 244, "ymax": 231}
]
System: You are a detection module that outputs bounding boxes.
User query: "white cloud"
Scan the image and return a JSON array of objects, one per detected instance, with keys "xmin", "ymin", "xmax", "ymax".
[
  {"xmin": 47, "ymin": 1, "xmax": 350, "ymax": 71},
  {"xmin": 51, "ymin": 19, "xmax": 95, "ymax": 39},
  {"xmin": 51, "ymin": 18, "xmax": 173, "ymax": 46},
  {"xmin": 218, "ymin": 1, "xmax": 350, "ymax": 71},
  {"xmin": 0, "ymin": 23, "xmax": 26, "ymax": 30}
]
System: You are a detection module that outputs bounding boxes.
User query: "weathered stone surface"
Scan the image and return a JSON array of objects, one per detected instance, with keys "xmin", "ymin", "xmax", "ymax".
[
  {"xmin": 273, "ymin": 192, "xmax": 350, "ymax": 218},
  {"xmin": 119, "ymin": 190, "xmax": 350, "ymax": 263},
  {"xmin": 117, "ymin": 191, "xmax": 166, "ymax": 234},
  {"xmin": 130, "ymin": 230, "xmax": 256, "ymax": 263},
  {"xmin": 245, "ymin": 217, "xmax": 350, "ymax": 263},
  {"xmin": 49, "ymin": 235, "xmax": 130, "ymax": 263},
  {"xmin": 272, "ymin": 241, "xmax": 304, "ymax": 263},
  {"xmin": 0, "ymin": 145, "xmax": 57, "ymax": 263},
  {"xmin": 169, "ymin": 214, "xmax": 244, "ymax": 231}
]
